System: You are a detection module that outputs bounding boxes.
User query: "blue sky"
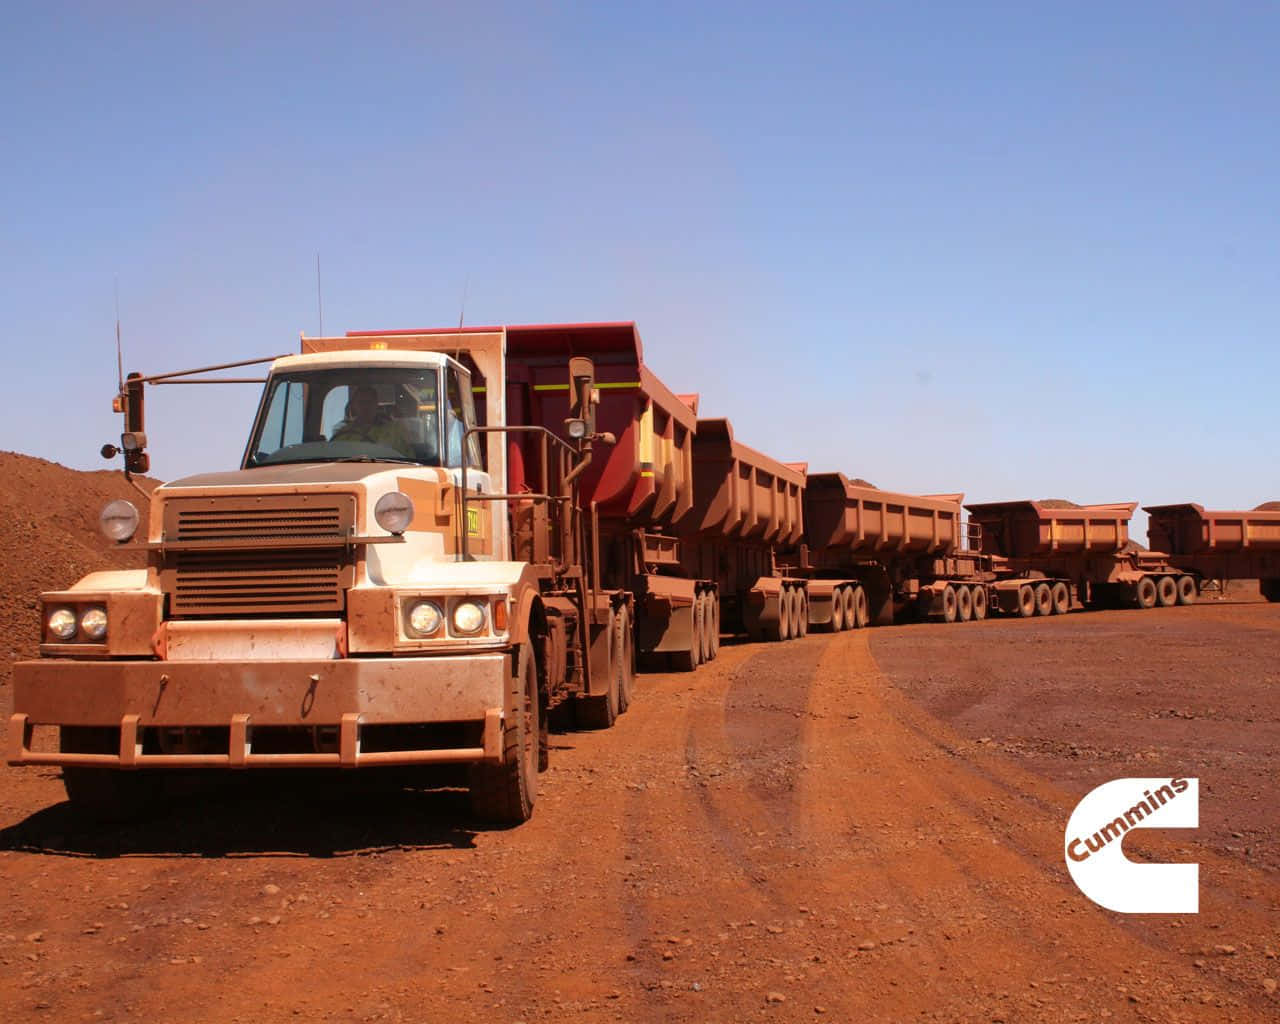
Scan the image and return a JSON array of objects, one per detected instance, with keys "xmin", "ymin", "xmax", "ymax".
[{"xmin": 2, "ymin": 2, "xmax": 1277, "ymax": 540}]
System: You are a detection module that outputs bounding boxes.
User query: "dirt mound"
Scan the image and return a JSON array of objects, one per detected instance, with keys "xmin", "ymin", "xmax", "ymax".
[
  {"xmin": 849, "ymin": 477, "xmax": 876, "ymax": 488},
  {"xmin": 1037, "ymin": 498, "xmax": 1081, "ymax": 509},
  {"xmin": 1254, "ymin": 501, "xmax": 1280, "ymax": 511},
  {"xmin": 0, "ymin": 451, "xmax": 158, "ymax": 689}
]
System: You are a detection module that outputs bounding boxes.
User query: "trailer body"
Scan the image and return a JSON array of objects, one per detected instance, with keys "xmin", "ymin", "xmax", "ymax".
[
  {"xmin": 1145, "ymin": 503, "xmax": 1280, "ymax": 602},
  {"xmin": 965, "ymin": 500, "xmax": 1195, "ymax": 613}
]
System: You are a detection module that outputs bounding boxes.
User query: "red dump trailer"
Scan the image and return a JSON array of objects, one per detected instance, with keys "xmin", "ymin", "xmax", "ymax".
[
  {"xmin": 965, "ymin": 500, "xmax": 1196, "ymax": 613},
  {"xmin": 800, "ymin": 475, "xmax": 991, "ymax": 625},
  {"xmin": 1145, "ymin": 503, "xmax": 1280, "ymax": 602}
]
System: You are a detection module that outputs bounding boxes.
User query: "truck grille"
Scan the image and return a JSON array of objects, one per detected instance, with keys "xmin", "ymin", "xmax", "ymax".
[
  {"xmin": 161, "ymin": 496, "xmax": 356, "ymax": 616},
  {"xmin": 174, "ymin": 505, "xmax": 345, "ymax": 542}
]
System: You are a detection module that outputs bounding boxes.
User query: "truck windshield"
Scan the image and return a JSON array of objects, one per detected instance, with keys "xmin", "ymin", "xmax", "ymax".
[{"xmin": 246, "ymin": 367, "xmax": 443, "ymax": 467}]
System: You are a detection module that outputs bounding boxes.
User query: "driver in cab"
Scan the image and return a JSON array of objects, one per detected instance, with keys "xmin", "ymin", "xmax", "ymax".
[{"xmin": 330, "ymin": 385, "xmax": 413, "ymax": 455}]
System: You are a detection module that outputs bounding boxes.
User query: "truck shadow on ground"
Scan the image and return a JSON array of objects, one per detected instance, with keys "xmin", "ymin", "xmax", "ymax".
[{"xmin": 0, "ymin": 770, "xmax": 488, "ymax": 858}]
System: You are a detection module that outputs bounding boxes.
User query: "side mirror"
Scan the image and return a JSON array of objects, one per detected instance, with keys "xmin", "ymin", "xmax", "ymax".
[
  {"xmin": 104, "ymin": 372, "xmax": 150, "ymax": 474},
  {"xmin": 567, "ymin": 356, "xmax": 596, "ymax": 438}
]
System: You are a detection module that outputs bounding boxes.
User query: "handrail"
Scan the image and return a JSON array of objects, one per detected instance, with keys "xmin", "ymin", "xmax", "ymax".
[{"xmin": 460, "ymin": 424, "xmax": 581, "ymax": 563}]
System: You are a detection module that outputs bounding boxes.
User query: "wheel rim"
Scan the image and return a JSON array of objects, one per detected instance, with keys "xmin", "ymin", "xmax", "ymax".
[
  {"xmin": 778, "ymin": 590, "xmax": 792, "ymax": 641},
  {"xmin": 957, "ymin": 586, "xmax": 972, "ymax": 622}
]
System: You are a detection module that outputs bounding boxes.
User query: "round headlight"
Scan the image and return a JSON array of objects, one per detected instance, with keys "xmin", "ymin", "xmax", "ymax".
[
  {"xmin": 48, "ymin": 608, "xmax": 77, "ymax": 641},
  {"xmin": 407, "ymin": 600, "xmax": 443, "ymax": 637},
  {"xmin": 566, "ymin": 418, "xmax": 588, "ymax": 440},
  {"xmin": 100, "ymin": 499, "xmax": 140, "ymax": 542},
  {"xmin": 374, "ymin": 491, "xmax": 415, "ymax": 535},
  {"xmin": 80, "ymin": 607, "xmax": 108, "ymax": 641},
  {"xmin": 452, "ymin": 600, "xmax": 486, "ymax": 635}
]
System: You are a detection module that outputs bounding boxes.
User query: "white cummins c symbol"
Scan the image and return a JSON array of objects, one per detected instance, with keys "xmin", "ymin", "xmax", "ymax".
[{"xmin": 1064, "ymin": 777, "xmax": 1199, "ymax": 914}]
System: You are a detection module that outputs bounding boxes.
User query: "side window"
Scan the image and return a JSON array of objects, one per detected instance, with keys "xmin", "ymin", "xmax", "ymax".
[
  {"xmin": 255, "ymin": 379, "xmax": 305, "ymax": 457},
  {"xmin": 461, "ymin": 375, "xmax": 484, "ymax": 468},
  {"xmin": 445, "ymin": 367, "xmax": 476, "ymax": 468}
]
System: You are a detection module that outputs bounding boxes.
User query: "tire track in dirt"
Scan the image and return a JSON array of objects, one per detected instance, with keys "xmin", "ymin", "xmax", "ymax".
[{"xmin": 794, "ymin": 630, "xmax": 1276, "ymax": 1022}]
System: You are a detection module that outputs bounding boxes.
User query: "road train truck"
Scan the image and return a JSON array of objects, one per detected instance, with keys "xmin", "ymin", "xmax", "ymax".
[{"xmin": 10, "ymin": 325, "xmax": 643, "ymax": 824}]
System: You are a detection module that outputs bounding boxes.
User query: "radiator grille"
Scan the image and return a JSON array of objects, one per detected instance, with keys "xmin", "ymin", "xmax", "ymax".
[
  {"xmin": 162, "ymin": 496, "xmax": 355, "ymax": 616},
  {"xmin": 175, "ymin": 505, "xmax": 345, "ymax": 541}
]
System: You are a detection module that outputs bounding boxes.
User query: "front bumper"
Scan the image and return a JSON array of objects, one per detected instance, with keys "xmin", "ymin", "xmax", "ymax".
[{"xmin": 9, "ymin": 653, "xmax": 509, "ymax": 769}]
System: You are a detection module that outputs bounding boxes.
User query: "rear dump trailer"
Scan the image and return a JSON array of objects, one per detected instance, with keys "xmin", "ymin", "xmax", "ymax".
[
  {"xmin": 801, "ymin": 474, "xmax": 992, "ymax": 626},
  {"xmin": 965, "ymin": 500, "xmax": 1196, "ymax": 613},
  {"xmin": 1145, "ymin": 503, "xmax": 1280, "ymax": 603}
]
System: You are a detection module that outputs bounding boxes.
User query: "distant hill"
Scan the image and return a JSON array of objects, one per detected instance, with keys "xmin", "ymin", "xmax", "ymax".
[{"xmin": 0, "ymin": 452, "xmax": 159, "ymax": 690}]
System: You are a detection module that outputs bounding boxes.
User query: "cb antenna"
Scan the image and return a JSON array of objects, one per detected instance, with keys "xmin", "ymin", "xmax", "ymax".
[
  {"xmin": 316, "ymin": 252, "xmax": 324, "ymax": 336},
  {"xmin": 114, "ymin": 276, "xmax": 124, "ymax": 394},
  {"xmin": 454, "ymin": 276, "xmax": 470, "ymax": 363}
]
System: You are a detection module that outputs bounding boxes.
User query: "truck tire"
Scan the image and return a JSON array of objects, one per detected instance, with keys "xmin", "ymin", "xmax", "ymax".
[
  {"xmin": 578, "ymin": 610, "xmax": 624, "ymax": 726},
  {"xmin": 669, "ymin": 599, "xmax": 703, "ymax": 672},
  {"xmin": 615, "ymin": 607, "xmax": 636, "ymax": 714},
  {"xmin": 1051, "ymin": 582, "xmax": 1070, "ymax": 615},
  {"xmin": 707, "ymin": 593, "xmax": 720, "ymax": 660},
  {"xmin": 793, "ymin": 589, "xmax": 808, "ymax": 638},
  {"xmin": 852, "ymin": 587, "xmax": 869, "ymax": 628},
  {"xmin": 955, "ymin": 584, "xmax": 973, "ymax": 622},
  {"xmin": 60, "ymin": 727, "xmax": 164, "ymax": 823},
  {"xmin": 1176, "ymin": 575, "xmax": 1198, "ymax": 605},
  {"xmin": 830, "ymin": 589, "xmax": 846, "ymax": 632},
  {"xmin": 1017, "ymin": 585, "xmax": 1036, "ymax": 618},
  {"xmin": 941, "ymin": 586, "xmax": 957, "ymax": 623},
  {"xmin": 1156, "ymin": 576, "xmax": 1178, "ymax": 607},
  {"xmin": 768, "ymin": 590, "xmax": 792, "ymax": 642},
  {"xmin": 971, "ymin": 586, "xmax": 988, "ymax": 621},
  {"xmin": 470, "ymin": 643, "xmax": 539, "ymax": 824},
  {"xmin": 699, "ymin": 592, "xmax": 715, "ymax": 662},
  {"xmin": 1135, "ymin": 577, "xmax": 1158, "ymax": 609},
  {"xmin": 1034, "ymin": 583, "xmax": 1053, "ymax": 616}
]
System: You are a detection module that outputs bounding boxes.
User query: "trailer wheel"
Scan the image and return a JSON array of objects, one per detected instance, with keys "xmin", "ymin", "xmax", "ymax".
[
  {"xmin": 971, "ymin": 586, "xmax": 988, "ymax": 621},
  {"xmin": 940, "ymin": 586, "xmax": 958, "ymax": 623},
  {"xmin": 830, "ymin": 589, "xmax": 846, "ymax": 632},
  {"xmin": 1176, "ymin": 576, "xmax": 1198, "ymax": 605},
  {"xmin": 1034, "ymin": 583, "xmax": 1053, "ymax": 616},
  {"xmin": 669, "ymin": 599, "xmax": 703, "ymax": 671},
  {"xmin": 470, "ymin": 642, "xmax": 539, "ymax": 824},
  {"xmin": 851, "ymin": 587, "xmax": 868, "ymax": 628},
  {"xmin": 616, "ymin": 606, "xmax": 636, "ymax": 714},
  {"xmin": 1154, "ymin": 576, "xmax": 1177, "ymax": 607},
  {"xmin": 577, "ymin": 613, "xmax": 622, "ymax": 726},
  {"xmin": 1017, "ymin": 585, "xmax": 1036, "ymax": 618},
  {"xmin": 1135, "ymin": 577, "xmax": 1158, "ymax": 609},
  {"xmin": 769, "ymin": 589, "xmax": 792, "ymax": 642},
  {"xmin": 956, "ymin": 584, "xmax": 973, "ymax": 622},
  {"xmin": 1051, "ymin": 582, "xmax": 1070, "ymax": 615},
  {"xmin": 698, "ymin": 592, "xmax": 716, "ymax": 663},
  {"xmin": 706, "ymin": 592, "xmax": 720, "ymax": 660},
  {"xmin": 793, "ymin": 589, "xmax": 808, "ymax": 638}
]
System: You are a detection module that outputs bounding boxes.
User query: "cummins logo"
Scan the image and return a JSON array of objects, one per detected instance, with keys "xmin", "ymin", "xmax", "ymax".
[{"xmin": 1064, "ymin": 777, "xmax": 1199, "ymax": 913}]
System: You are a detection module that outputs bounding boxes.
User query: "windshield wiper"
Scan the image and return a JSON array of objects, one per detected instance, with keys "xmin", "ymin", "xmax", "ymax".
[{"xmin": 332, "ymin": 455, "xmax": 420, "ymax": 464}]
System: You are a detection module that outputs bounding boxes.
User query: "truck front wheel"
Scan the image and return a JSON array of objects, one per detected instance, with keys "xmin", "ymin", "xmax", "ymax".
[{"xmin": 469, "ymin": 644, "xmax": 538, "ymax": 824}]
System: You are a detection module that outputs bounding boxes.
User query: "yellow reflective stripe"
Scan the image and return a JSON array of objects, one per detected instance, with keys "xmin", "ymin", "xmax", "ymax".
[{"xmin": 531, "ymin": 381, "xmax": 640, "ymax": 392}]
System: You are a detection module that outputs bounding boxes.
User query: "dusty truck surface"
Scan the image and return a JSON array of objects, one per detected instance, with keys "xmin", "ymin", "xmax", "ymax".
[
  {"xmin": 9, "ymin": 326, "xmax": 637, "ymax": 823},
  {"xmin": 1145, "ymin": 502, "xmax": 1280, "ymax": 602}
]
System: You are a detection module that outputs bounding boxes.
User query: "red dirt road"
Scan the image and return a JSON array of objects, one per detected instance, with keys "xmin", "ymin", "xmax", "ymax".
[{"xmin": 2, "ymin": 607, "xmax": 1277, "ymax": 1022}]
